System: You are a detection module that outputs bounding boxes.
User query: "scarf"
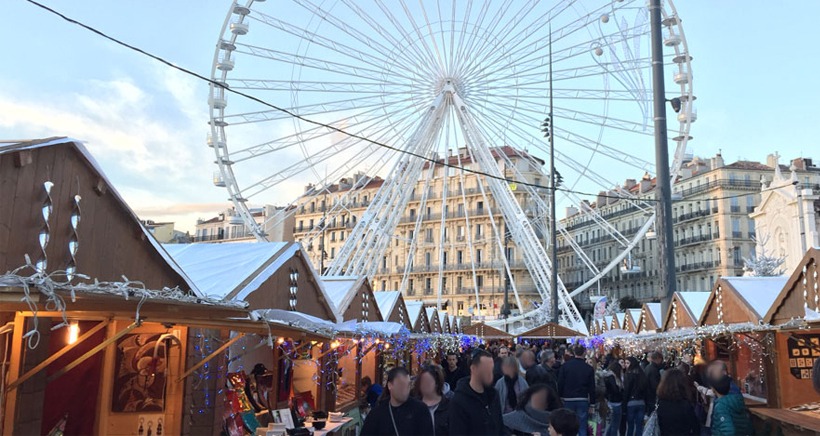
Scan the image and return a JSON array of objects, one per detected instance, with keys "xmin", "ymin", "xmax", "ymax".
[
  {"xmin": 503, "ymin": 374, "xmax": 519, "ymax": 410},
  {"xmin": 502, "ymin": 404, "xmax": 551, "ymax": 435}
]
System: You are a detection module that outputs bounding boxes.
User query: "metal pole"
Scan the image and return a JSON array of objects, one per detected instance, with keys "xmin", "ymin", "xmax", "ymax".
[
  {"xmin": 503, "ymin": 164, "xmax": 511, "ymax": 332},
  {"xmin": 549, "ymin": 25, "xmax": 559, "ymax": 324},
  {"xmin": 649, "ymin": 0, "xmax": 677, "ymax": 321}
]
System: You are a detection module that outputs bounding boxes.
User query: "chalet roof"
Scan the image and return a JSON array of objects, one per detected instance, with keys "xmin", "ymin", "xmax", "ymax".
[
  {"xmin": 517, "ymin": 322, "xmax": 584, "ymax": 339},
  {"xmin": 699, "ymin": 276, "xmax": 788, "ymax": 325},
  {"xmin": 764, "ymin": 248, "xmax": 820, "ymax": 325},
  {"xmin": 462, "ymin": 322, "xmax": 512, "ymax": 338},
  {"xmin": 374, "ymin": 291, "xmax": 401, "ymax": 320},
  {"xmin": 321, "ymin": 275, "xmax": 382, "ymax": 322}
]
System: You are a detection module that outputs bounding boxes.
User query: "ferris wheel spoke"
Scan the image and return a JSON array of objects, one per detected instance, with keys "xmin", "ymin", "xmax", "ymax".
[
  {"xmin": 227, "ymin": 100, "xmax": 422, "ymax": 161},
  {"xmin": 224, "ymin": 78, "xmax": 422, "ymax": 94},
  {"xmin": 463, "ymin": 1, "xmax": 621, "ymax": 82},
  {"xmin": 234, "ymin": 42, "xmax": 421, "ymax": 84},
  {"xmin": 456, "ymin": 0, "xmax": 575, "ymax": 80},
  {"xmin": 222, "ymin": 93, "xmax": 421, "ymax": 128},
  {"xmin": 374, "ymin": 0, "xmax": 444, "ymax": 78},
  {"xmin": 247, "ymin": 8, "xmax": 427, "ymax": 79},
  {"xmin": 237, "ymin": 108, "xmax": 426, "ymax": 197},
  {"xmin": 337, "ymin": 0, "xmax": 440, "ymax": 76},
  {"xmin": 281, "ymin": 0, "xmax": 438, "ymax": 81}
]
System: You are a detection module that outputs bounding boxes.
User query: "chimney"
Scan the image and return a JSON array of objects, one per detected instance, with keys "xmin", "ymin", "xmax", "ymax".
[
  {"xmin": 624, "ymin": 179, "xmax": 637, "ymax": 190},
  {"xmin": 766, "ymin": 153, "xmax": 779, "ymax": 168},
  {"xmin": 711, "ymin": 151, "xmax": 725, "ymax": 170},
  {"xmin": 791, "ymin": 158, "xmax": 807, "ymax": 171},
  {"xmin": 304, "ymin": 183, "xmax": 314, "ymax": 193},
  {"xmin": 597, "ymin": 192, "xmax": 606, "ymax": 208},
  {"xmin": 640, "ymin": 173, "xmax": 653, "ymax": 193}
]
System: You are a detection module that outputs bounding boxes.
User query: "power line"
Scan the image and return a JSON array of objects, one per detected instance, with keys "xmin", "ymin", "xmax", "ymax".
[{"xmin": 23, "ymin": 0, "xmax": 797, "ymax": 208}]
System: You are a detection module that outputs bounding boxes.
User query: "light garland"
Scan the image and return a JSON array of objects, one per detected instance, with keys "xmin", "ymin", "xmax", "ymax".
[{"xmin": 0, "ymin": 260, "xmax": 247, "ymax": 349}]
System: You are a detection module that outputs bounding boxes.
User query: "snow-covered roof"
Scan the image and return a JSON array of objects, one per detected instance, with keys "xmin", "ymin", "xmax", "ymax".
[
  {"xmin": 678, "ymin": 292, "xmax": 711, "ymax": 320},
  {"xmin": 163, "ymin": 242, "xmax": 290, "ymax": 300},
  {"xmin": 0, "ymin": 138, "xmax": 202, "ymax": 297},
  {"xmin": 321, "ymin": 276, "xmax": 363, "ymax": 317},
  {"xmin": 627, "ymin": 309, "xmax": 642, "ymax": 326},
  {"xmin": 724, "ymin": 276, "xmax": 789, "ymax": 318},
  {"xmin": 615, "ymin": 313, "xmax": 626, "ymax": 328},
  {"xmin": 406, "ymin": 301, "xmax": 425, "ymax": 326},
  {"xmin": 336, "ymin": 320, "xmax": 406, "ymax": 336},
  {"xmin": 374, "ymin": 291, "xmax": 401, "ymax": 319},
  {"xmin": 253, "ymin": 308, "xmax": 337, "ymax": 336},
  {"xmin": 426, "ymin": 307, "xmax": 439, "ymax": 330},
  {"xmin": 646, "ymin": 303, "xmax": 662, "ymax": 324},
  {"xmin": 603, "ymin": 315, "xmax": 613, "ymax": 328},
  {"xmin": 438, "ymin": 311, "xmax": 449, "ymax": 331}
]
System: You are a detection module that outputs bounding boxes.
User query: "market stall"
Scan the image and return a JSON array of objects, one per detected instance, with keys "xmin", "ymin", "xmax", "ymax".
[
  {"xmin": 661, "ymin": 291, "xmax": 710, "ymax": 331},
  {"xmin": 636, "ymin": 302, "xmax": 662, "ymax": 333},
  {"xmin": 754, "ymin": 248, "xmax": 820, "ymax": 433},
  {"xmin": 698, "ymin": 276, "xmax": 788, "ymax": 403},
  {"xmin": 516, "ymin": 322, "xmax": 585, "ymax": 348},
  {"xmin": 462, "ymin": 322, "xmax": 513, "ymax": 341},
  {"xmin": 321, "ymin": 276, "xmax": 384, "ymax": 410},
  {"xmin": 374, "ymin": 291, "xmax": 414, "ymax": 371},
  {"xmin": 426, "ymin": 307, "xmax": 442, "ymax": 334},
  {"xmin": 623, "ymin": 309, "xmax": 642, "ymax": 333}
]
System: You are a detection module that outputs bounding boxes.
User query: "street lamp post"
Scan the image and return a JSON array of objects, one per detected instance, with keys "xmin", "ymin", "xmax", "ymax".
[{"xmin": 649, "ymin": 0, "xmax": 677, "ymax": 318}]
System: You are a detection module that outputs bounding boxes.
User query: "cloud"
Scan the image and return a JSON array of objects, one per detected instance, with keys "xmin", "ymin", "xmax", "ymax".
[{"xmin": 0, "ymin": 70, "xmax": 227, "ymax": 232}]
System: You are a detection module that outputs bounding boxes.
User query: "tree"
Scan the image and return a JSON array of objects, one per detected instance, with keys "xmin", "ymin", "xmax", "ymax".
[{"xmin": 743, "ymin": 235, "xmax": 786, "ymax": 277}]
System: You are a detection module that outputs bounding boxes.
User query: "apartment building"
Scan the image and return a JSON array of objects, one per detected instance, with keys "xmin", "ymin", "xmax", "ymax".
[
  {"xmin": 194, "ymin": 205, "xmax": 294, "ymax": 243},
  {"xmin": 293, "ymin": 147, "xmax": 550, "ymax": 319},
  {"xmin": 558, "ymin": 152, "xmax": 820, "ymax": 310}
]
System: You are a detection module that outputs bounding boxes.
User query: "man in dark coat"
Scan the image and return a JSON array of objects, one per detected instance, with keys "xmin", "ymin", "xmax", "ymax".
[
  {"xmin": 361, "ymin": 367, "xmax": 434, "ymax": 436},
  {"xmin": 443, "ymin": 351, "xmax": 469, "ymax": 389},
  {"xmin": 644, "ymin": 351, "xmax": 663, "ymax": 413},
  {"xmin": 449, "ymin": 349, "xmax": 504, "ymax": 436},
  {"xmin": 539, "ymin": 350, "xmax": 560, "ymax": 394},
  {"xmin": 521, "ymin": 350, "xmax": 550, "ymax": 387},
  {"xmin": 557, "ymin": 344, "xmax": 596, "ymax": 436}
]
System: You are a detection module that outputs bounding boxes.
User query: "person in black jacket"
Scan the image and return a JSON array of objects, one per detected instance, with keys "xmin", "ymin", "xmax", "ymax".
[
  {"xmin": 411, "ymin": 365, "xmax": 450, "ymax": 436},
  {"xmin": 444, "ymin": 351, "xmax": 469, "ymax": 389},
  {"xmin": 522, "ymin": 350, "xmax": 551, "ymax": 387},
  {"xmin": 494, "ymin": 346, "xmax": 511, "ymax": 384},
  {"xmin": 557, "ymin": 344, "xmax": 595, "ymax": 436},
  {"xmin": 449, "ymin": 349, "xmax": 505, "ymax": 436},
  {"xmin": 361, "ymin": 367, "xmax": 434, "ymax": 436},
  {"xmin": 655, "ymin": 368, "xmax": 700, "ymax": 435},
  {"xmin": 623, "ymin": 357, "xmax": 650, "ymax": 436},
  {"xmin": 602, "ymin": 362, "xmax": 624, "ymax": 436},
  {"xmin": 644, "ymin": 351, "xmax": 663, "ymax": 413}
]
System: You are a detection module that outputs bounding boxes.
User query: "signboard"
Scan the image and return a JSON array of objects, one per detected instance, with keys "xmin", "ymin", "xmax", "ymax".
[
  {"xmin": 593, "ymin": 296, "xmax": 607, "ymax": 320},
  {"xmin": 787, "ymin": 334, "xmax": 820, "ymax": 380}
]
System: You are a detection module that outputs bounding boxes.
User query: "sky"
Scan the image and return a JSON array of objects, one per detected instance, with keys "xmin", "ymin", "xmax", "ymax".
[{"xmin": 1, "ymin": 1, "xmax": 818, "ymax": 233}]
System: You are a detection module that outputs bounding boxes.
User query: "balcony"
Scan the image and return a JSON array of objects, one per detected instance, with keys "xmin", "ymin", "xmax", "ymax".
[
  {"xmin": 675, "ymin": 233, "xmax": 713, "ymax": 247},
  {"xmin": 732, "ymin": 231, "xmax": 742, "ymax": 238},
  {"xmin": 730, "ymin": 206, "xmax": 741, "ymax": 213},
  {"xmin": 674, "ymin": 209, "xmax": 711, "ymax": 224}
]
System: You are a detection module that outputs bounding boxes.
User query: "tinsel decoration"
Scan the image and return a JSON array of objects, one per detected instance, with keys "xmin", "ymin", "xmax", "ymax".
[
  {"xmin": 36, "ymin": 181, "xmax": 54, "ymax": 274},
  {"xmin": 66, "ymin": 194, "xmax": 81, "ymax": 283}
]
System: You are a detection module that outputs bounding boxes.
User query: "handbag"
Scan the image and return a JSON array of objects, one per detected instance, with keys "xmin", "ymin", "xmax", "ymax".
[{"xmin": 642, "ymin": 407, "xmax": 659, "ymax": 436}]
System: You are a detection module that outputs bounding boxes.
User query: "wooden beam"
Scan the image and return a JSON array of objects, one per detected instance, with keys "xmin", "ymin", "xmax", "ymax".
[
  {"xmin": 2, "ymin": 313, "xmax": 25, "ymax": 436},
  {"xmin": 6, "ymin": 319, "xmax": 110, "ymax": 391},
  {"xmin": 46, "ymin": 322, "xmax": 138, "ymax": 383},
  {"xmin": 177, "ymin": 333, "xmax": 244, "ymax": 382}
]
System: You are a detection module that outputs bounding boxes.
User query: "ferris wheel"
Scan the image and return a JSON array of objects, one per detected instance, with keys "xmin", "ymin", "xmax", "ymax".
[{"xmin": 207, "ymin": 0, "xmax": 695, "ymax": 333}]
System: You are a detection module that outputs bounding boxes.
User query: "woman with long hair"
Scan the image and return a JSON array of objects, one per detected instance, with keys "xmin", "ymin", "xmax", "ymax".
[
  {"xmin": 622, "ymin": 357, "xmax": 649, "ymax": 436},
  {"xmin": 656, "ymin": 368, "xmax": 701, "ymax": 435},
  {"xmin": 602, "ymin": 362, "xmax": 624, "ymax": 436},
  {"xmin": 502, "ymin": 384, "xmax": 558, "ymax": 436},
  {"xmin": 411, "ymin": 365, "xmax": 450, "ymax": 436}
]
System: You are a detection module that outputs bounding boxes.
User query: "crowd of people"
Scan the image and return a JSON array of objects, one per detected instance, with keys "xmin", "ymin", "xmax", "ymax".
[{"xmin": 360, "ymin": 342, "xmax": 755, "ymax": 436}]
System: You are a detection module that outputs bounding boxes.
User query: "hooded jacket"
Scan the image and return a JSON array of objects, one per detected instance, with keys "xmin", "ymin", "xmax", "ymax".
[
  {"xmin": 711, "ymin": 394, "xmax": 753, "ymax": 436},
  {"xmin": 449, "ymin": 377, "xmax": 505, "ymax": 436},
  {"xmin": 502, "ymin": 404, "xmax": 551, "ymax": 436}
]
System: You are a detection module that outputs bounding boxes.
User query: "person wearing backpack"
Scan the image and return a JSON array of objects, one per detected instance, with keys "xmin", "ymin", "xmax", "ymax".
[
  {"xmin": 602, "ymin": 362, "xmax": 624, "ymax": 436},
  {"xmin": 622, "ymin": 357, "xmax": 650, "ymax": 436}
]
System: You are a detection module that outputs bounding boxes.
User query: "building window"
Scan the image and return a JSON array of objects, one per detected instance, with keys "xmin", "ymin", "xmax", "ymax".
[
  {"xmin": 476, "ymin": 249, "xmax": 483, "ymax": 264},
  {"xmin": 443, "ymin": 251, "xmax": 448, "ymax": 265},
  {"xmin": 331, "ymin": 232, "xmax": 336, "ymax": 242},
  {"xmin": 476, "ymin": 275, "xmax": 484, "ymax": 288},
  {"xmin": 425, "ymin": 252, "xmax": 432, "ymax": 267},
  {"xmin": 457, "ymin": 250, "xmax": 463, "ymax": 264},
  {"xmin": 298, "ymin": 221, "xmax": 304, "ymax": 231},
  {"xmin": 426, "ymin": 278, "xmax": 432, "ymax": 290},
  {"xmin": 477, "ymin": 201, "xmax": 484, "ymax": 212},
  {"xmin": 381, "ymin": 280, "xmax": 386, "ymax": 291},
  {"xmin": 330, "ymin": 247, "xmax": 335, "ymax": 258}
]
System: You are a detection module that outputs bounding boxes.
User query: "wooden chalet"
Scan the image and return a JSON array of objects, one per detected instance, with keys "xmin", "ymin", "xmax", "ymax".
[{"xmin": 661, "ymin": 292, "xmax": 710, "ymax": 331}]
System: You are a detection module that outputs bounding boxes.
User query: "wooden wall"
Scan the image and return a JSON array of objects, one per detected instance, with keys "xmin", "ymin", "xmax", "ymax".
[
  {"xmin": 244, "ymin": 253, "xmax": 336, "ymax": 321},
  {"xmin": 0, "ymin": 142, "xmax": 190, "ymax": 291}
]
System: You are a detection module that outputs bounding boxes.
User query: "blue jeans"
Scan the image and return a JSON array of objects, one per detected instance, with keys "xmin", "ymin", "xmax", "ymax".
[
  {"xmin": 626, "ymin": 403, "xmax": 646, "ymax": 436},
  {"xmin": 606, "ymin": 402, "xmax": 622, "ymax": 436},
  {"xmin": 564, "ymin": 399, "xmax": 590, "ymax": 436}
]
